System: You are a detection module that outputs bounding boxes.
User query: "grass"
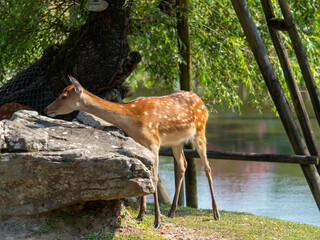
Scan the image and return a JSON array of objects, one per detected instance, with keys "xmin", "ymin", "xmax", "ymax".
[
  {"xmin": 123, "ymin": 204, "xmax": 320, "ymax": 240},
  {"xmin": 15, "ymin": 203, "xmax": 320, "ymax": 240},
  {"xmin": 79, "ymin": 232, "xmax": 113, "ymax": 240}
]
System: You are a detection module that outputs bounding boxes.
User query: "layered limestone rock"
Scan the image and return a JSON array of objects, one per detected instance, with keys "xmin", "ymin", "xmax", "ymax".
[{"xmin": 0, "ymin": 110, "xmax": 155, "ymax": 216}]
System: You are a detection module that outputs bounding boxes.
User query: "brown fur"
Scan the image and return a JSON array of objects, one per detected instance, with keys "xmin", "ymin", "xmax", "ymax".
[{"xmin": 0, "ymin": 103, "xmax": 33, "ymax": 120}]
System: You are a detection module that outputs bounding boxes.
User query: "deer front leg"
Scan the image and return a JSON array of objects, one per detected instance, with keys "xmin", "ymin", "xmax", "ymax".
[
  {"xmin": 153, "ymin": 186, "xmax": 161, "ymax": 228},
  {"xmin": 152, "ymin": 149, "xmax": 161, "ymax": 228},
  {"xmin": 168, "ymin": 144, "xmax": 187, "ymax": 218},
  {"xmin": 137, "ymin": 196, "xmax": 146, "ymax": 221}
]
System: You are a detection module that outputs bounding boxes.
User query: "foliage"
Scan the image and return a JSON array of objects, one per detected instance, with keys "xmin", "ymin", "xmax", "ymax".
[
  {"xmin": 32, "ymin": 217, "xmax": 58, "ymax": 235},
  {"xmin": 0, "ymin": 0, "xmax": 86, "ymax": 81},
  {"xmin": 1, "ymin": 0, "xmax": 320, "ymax": 112},
  {"xmin": 127, "ymin": 0, "xmax": 320, "ymax": 112}
]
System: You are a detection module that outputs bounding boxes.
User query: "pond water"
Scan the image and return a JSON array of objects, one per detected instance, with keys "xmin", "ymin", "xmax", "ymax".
[{"xmin": 157, "ymin": 115, "xmax": 320, "ymax": 227}]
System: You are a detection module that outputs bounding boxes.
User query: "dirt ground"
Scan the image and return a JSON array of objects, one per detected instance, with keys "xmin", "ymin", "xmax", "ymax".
[
  {"xmin": 0, "ymin": 214, "xmax": 223, "ymax": 240},
  {"xmin": 0, "ymin": 200, "xmax": 225, "ymax": 240}
]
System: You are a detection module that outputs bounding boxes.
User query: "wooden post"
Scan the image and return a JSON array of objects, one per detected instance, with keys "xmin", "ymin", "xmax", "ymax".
[
  {"xmin": 230, "ymin": 0, "xmax": 320, "ymax": 210},
  {"xmin": 157, "ymin": 176, "xmax": 171, "ymax": 205},
  {"xmin": 260, "ymin": 0, "xmax": 320, "ymax": 173},
  {"xmin": 177, "ymin": 0, "xmax": 197, "ymax": 208},
  {"xmin": 184, "ymin": 142, "xmax": 198, "ymax": 208},
  {"xmin": 277, "ymin": 0, "xmax": 320, "ymax": 128}
]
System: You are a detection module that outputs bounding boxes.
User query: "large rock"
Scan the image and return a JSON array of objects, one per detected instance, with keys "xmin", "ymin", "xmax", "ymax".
[{"xmin": 0, "ymin": 110, "xmax": 155, "ymax": 216}]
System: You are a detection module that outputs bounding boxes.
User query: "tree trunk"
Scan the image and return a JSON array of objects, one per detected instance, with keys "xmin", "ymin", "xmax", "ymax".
[
  {"xmin": 177, "ymin": 0, "xmax": 192, "ymax": 91},
  {"xmin": 177, "ymin": 0, "xmax": 197, "ymax": 209}
]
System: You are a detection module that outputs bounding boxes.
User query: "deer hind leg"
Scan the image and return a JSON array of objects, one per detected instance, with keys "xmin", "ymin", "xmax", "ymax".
[
  {"xmin": 168, "ymin": 143, "xmax": 187, "ymax": 218},
  {"xmin": 193, "ymin": 131, "xmax": 220, "ymax": 220}
]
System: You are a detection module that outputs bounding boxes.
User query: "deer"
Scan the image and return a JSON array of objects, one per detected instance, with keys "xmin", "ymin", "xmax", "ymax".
[
  {"xmin": 44, "ymin": 75, "xmax": 220, "ymax": 228},
  {"xmin": 0, "ymin": 103, "xmax": 34, "ymax": 121}
]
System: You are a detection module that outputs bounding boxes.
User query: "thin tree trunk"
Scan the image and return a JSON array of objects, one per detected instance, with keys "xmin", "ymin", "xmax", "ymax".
[{"xmin": 177, "ymin": 0, "xmax": 197, "ymax": 208}]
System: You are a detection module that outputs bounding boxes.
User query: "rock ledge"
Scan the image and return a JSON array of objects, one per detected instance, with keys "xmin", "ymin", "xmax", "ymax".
[{"xmin": 0, "ymin": 110, "xmax": 155, "ymax": 216}]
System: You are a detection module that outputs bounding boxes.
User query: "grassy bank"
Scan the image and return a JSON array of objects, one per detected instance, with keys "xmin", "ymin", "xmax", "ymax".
[
  {"xmin": 121, "ymin": 204, "xmax": 320, "ymax": 240},
  {"xmin": 1, "ymin": 203, "xmax": 319, "ymax": 240}
]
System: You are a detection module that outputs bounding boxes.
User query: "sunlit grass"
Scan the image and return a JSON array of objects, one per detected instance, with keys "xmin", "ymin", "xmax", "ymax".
[
  {"xmin": 124, "ymin": 203, "xmax": 320, "ymax": 240},
  {"xmin": 12, "ymin": 203, "xmax": 319, "ymax": 240}
]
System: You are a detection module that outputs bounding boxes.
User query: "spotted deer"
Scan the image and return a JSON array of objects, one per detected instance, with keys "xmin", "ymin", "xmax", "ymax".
[{"xmin": 45, "ymin": 75, "xmax": 220, "ymax": 228}]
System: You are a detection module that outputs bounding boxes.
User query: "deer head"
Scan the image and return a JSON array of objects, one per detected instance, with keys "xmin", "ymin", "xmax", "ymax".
[{"xmin": 45, "ymin": 76, "xmax": 83, "ymax": 117}]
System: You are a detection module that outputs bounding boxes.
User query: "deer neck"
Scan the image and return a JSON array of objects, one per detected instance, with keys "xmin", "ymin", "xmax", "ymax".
[{"xmin": 80, "ymin": 90, "xmax": 137, "ymax": 132}]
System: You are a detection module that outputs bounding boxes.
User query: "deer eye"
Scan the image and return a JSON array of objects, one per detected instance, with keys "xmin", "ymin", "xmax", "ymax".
[{"xmin": 61, "ymin": 95, "xmax": 67, "ymax": 100}]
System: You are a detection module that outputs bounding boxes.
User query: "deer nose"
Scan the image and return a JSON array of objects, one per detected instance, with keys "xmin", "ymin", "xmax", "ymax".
[{"xmin": 44, "ymin": 107, "xmax": 48, "ymax": 115}]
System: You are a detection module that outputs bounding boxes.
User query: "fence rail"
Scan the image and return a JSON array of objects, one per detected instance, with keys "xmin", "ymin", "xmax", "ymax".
[{"xmin": 159, "ymin": 147, "xmax": 319, "ymax": 165}]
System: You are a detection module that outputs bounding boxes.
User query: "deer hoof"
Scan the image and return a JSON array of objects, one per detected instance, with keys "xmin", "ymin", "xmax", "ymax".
[
  {"xmin": 154, "ymin": 221, "xmax": 161, "ymax": 229},
  {"xmin": 214, "ymin": 211, "xmax": 221, "ymax": 220}
]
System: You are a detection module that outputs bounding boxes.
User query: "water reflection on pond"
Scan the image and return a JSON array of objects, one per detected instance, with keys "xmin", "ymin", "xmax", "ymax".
[{"xmin": 158, "ymin": 116, "xmax": 320, "ymax": 227}]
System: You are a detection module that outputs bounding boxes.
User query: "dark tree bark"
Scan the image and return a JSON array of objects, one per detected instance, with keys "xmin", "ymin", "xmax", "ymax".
[
  {"xmin": 0, "ymin": 0, "xmax": 141, "ymax": 113},
  {"xmin": 176, "ymin": 0, "xmax": 197, "ymax": 209},
  {"xmin": 41, "ymin": 0, "xmax": 141, "ymax": 95}
]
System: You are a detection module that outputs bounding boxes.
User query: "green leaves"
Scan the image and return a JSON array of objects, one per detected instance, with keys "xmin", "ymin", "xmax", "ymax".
[
  {"xmin": 0, "ymin": 0, "xmax": 87, "ymax": 82},
  {"xmin": 127, "ymin": 0, "xmax": 320, "ymax": 113},
  {"xmin": 127, "ymin": 1, "xmax": 179, "ymax": 91},
  {"xmin": 1, "ymin": 0, "xmax": 320, "ymax": 114}
]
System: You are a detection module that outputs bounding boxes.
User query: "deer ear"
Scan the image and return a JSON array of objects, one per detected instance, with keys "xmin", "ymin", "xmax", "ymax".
[{"xmin": 68, "ymin": 75, "xmax": 83, "ymax": 95}]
